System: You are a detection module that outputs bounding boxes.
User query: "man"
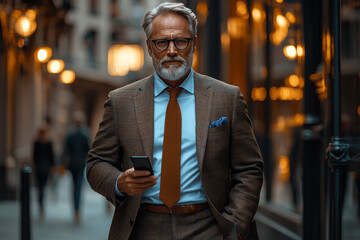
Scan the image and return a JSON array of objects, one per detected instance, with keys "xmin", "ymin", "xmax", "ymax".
[
  {"xmin": 63, "ymin": 111, "xmax": 91, "ymax": 223},
  {"xmin": 87, "ymin": 2, "xmax": 263, "ymax": 240}
]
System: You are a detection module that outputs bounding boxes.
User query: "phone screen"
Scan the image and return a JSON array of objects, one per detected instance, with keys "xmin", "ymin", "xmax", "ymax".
[{"xmin": 130, "ymin": 156, "xmax": 154, "ymax": 175}]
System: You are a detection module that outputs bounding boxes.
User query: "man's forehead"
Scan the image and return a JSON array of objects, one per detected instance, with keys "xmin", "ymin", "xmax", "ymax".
[
  {"xmin": 151, "ymin": 13, "xmax": 191, "ymax": 37},
  {"xmin": 152, "ymin": 13, "xmax": 190, "ymax": 29}
]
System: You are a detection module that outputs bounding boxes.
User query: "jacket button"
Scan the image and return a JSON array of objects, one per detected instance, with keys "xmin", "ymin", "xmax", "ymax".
[{"xmin": 130, "ymin": 219, "xmax": 134, "ymax": 225}]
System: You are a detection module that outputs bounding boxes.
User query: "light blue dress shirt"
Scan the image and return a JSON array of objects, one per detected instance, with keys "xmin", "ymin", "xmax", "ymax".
[
  {"xmin": 142, "ymin": 70, "xmax": 206, "ymax": 205},
  {"xmin": 115, "ymin": 70, "xmax": 206, "ymax": 205}
]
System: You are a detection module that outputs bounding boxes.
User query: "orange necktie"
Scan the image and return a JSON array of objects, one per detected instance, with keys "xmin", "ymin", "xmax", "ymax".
[{"xmin": 160, "ymin": 87, "xmax": 182, "ymax": 209}]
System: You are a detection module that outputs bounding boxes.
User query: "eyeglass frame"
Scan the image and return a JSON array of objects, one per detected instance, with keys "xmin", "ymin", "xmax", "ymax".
[{"xmin": 148, "ymin": 36, "xmax": 194, "ymax": 51}]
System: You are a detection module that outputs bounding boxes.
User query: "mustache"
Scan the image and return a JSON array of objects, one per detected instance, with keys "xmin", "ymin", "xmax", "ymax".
[{"xmin": 160, "ymin": 57, "xmax": 186, "ymax": 65}]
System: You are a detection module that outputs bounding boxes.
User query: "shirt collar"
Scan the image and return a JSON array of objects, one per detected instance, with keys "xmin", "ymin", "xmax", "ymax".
[{"xmin": 154, "ymin": 69, "xmax": 194, "ymax": 97}]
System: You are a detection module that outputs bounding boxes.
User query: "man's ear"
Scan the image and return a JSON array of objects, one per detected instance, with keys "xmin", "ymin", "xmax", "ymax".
[
  {"xmin": 146, "ymin": 39, "xmax": 153, "ymax": 57},
  {"xmin": 192, "ymin": 35, "xmax": 197, "ymax": 52}
]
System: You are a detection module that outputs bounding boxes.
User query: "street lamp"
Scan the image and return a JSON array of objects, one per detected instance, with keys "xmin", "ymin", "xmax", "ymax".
[
  {"xmin": 252, "ymin": 7, "xmax": 262, "ymax": 23},
  {"xmin": 108, "ymin": 44, "xmax": 144, "ymax": 76},
  {"xmin": 47, "ymin": 59, "xmax": 65, "ymax": 74},
  {"xmin": 14, "ymin": 13, "xmax": 37, "ymax": 38},
  {"xmin": 60, "ymin": 70, "xmax": 76, "ymax": 84},
  {"xmin": 34, "ymin": 47, "xmax": 52, "ymax": 63},
  {"xmin": 283, "ymin": 44, "xmax": 297, "ymax": 59}
]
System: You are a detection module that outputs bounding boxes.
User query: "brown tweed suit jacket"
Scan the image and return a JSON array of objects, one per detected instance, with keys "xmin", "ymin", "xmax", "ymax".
[{"xmin": 87, "ymin": 72, "xmax": 263, "ymax": 240}]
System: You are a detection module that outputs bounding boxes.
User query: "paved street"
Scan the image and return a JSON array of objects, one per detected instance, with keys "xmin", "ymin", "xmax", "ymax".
[
  {"xmin": 0, "ymin": 172, "xmax": 113, "ymax": 240},
  {"xmin": 2, "ymin": 170, "xmax": 360, "ymax": 240}
]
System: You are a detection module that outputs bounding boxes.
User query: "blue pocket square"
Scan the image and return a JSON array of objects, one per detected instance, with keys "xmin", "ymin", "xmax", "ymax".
[{"xmin": 209, "ymin": 117, "xmax": 228, "ymax": 128}]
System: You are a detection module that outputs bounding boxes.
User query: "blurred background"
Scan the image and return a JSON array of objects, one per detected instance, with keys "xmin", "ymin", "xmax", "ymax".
[{"xmin": 0, "ymin": 0, "xmax": 359, "ymax": 239}]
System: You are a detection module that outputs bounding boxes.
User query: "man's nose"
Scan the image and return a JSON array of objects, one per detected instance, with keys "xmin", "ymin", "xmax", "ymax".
[{"xmin": 167, "ymin": 41, "xmax": 178, "ymax": 56}]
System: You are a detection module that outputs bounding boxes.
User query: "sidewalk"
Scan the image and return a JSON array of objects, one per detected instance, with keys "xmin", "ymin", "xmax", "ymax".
[{"xmin": 0, "ymin": 172, "xmax": 113, "ymax": 240}]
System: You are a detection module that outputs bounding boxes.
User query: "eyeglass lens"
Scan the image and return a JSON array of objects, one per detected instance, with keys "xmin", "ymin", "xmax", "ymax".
[{"xmin": 154, "ymin": 38, "xmax": 191, "ymax": 51}]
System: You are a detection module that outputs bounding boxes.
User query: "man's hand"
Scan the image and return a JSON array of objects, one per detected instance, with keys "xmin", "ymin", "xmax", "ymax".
[{"xmin": 117, "ymin": 168, "xmax": 157, "ymax": 196}]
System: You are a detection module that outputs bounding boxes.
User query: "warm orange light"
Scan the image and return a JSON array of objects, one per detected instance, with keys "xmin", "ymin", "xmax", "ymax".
[
  {"xmin": 252, "ymin": 7, "xmax": 261, "ymax": 22},
  {"xmin": 286, "ymin": 12, "xmax": 296, "ymax": 24},
  {"xmin": 276, "ymin": 14, "xmax": 288, "ymax": 28},
  {"xmin": 196, "ymin": 1, "xmax": 208, "ymax": 25},
  {"xmin": 295, "ymin": 89, "xmax": 303, "ymax": 101},
  {"xmin": 129, "ymin": 45, "xmax": 144, "ymax": 71},
  {"xmin": 236, "ymin": 1, "xmax": 248, "ymax": 16},
  {"xmin": 271, "ymin": 29, "xmax": 288, "ymax": 45},
  {"xmin": 279, "ymin": 156, "xmax": 290, "ymax": 181},
  {"xmin": 14, "ymin": 15, "xmax": 37, "ymax": 37},
  {"xmin": 197, "ymin": 1, "xmax": 208, "ymax": 15},
  {"xmin": 270, "ymin": 87, "xmax": 279, "ymax": 101},
  {"xmin": 47, "ymin": 59, "xmax": 65, "ymax": 74},
  {"xmin": 228, "ymin": 17, "xmax": 246, "ymax": 39},
  {"xmin": 108, "ymin": 44, "xmax": 144, "ymax": 76},
  {"xmin": 11, "ymin": 10, "xmax": 22, "ymax": 19},
  {"xmin": 221, "ymin": 32, "xmax": 230, "ymax": 51},
  {"xmin": 297, "ymin": 45, "xmax": 304, "ymax": 57},
  {"xmin": 279, "ymin": 87, "xmax": 291, "ymax": 100},
  {"xmin": 283, "ymin": 45, "xmax": 297, "ymax": 59},
  {"xmin": 325, "ymin": 33, "xmax": 332, "ymax": 63},
  {"xmin": 288, "ymin": 75, "xmax": 299, "ymax": 87},
  {"xmin": 60, "ymin": 70, "xmax": 76, "ymax": 84},
  {"xmin": 298, "ymin": 77, "xmax": 305, "ymax": 88},
  {"xmin": 358, "ymin": 106, "xmax": 360, "ymax": 116},
  {"xmin": 35, "ymin": 47, "xmax": 52, "ymax": 63},
  {"xmin": 275, "ymin": 116, "xmax": 286, "ymax": 132},
  {"xmin": 251, "ymin": 87, "xmax": 267, "ymax": 101},
  {"xmin": 17, "ymin": 39, "xmax": 24, "ymax": 48},
  {"xmin": 25, "ymin": 9, "xmax": 37, "ymax": 21},
  {"xmin": 276, "ymin": 0, "xmax": 284, "ymax": 3},
  {"xmin": 270, "ymin": 87, "xmax": 302, "ymax": 101},
  {"xmin": 279, "ymin": 156, "xmax": 289, "ymax": 170},
  {"xmin": 257, "ymin": 87, "xmax": 267, "ymax": 101},
  {"xmin": 293, "ymin": 113, "xmax": 305, "ymax": 126}
]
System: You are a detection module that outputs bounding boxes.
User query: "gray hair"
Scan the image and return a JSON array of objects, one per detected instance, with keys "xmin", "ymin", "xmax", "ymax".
[{"xmin": 142, "ymin": 2, "xmax": 198, "ymax": 38}]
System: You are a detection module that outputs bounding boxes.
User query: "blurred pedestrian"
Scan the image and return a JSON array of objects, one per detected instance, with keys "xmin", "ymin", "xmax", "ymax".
[
  {"xmin": 33, "ymin": 126, "xmax": 54, "ymax": 219},
  {"xmin": 63, "ymin": 111, "xmax": 91, "ymax": 224}
]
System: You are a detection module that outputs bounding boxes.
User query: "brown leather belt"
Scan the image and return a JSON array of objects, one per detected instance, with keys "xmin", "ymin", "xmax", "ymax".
[{"xmin": 142, "ymin": 203, "xmax": 209, "ymax": 215}]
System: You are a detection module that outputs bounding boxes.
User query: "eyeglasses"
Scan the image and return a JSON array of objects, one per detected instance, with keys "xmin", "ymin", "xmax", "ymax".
[{"xmin": 149, "ymin": 37, "xmax": 194, "ymax": 51}]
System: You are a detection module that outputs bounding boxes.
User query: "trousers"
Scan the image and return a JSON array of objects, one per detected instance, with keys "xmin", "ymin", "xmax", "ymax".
[{"xmin": 130, "ymin": 206, "xmax": 224, "ymax": 240}]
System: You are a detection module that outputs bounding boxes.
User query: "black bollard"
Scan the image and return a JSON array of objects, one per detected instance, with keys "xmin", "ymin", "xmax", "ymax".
[{"xmin": 21, "ymin": 165, "xmax": 32, "ymax": 240}]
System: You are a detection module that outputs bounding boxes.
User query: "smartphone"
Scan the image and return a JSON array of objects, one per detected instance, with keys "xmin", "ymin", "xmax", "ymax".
[{"xmin": 130, "ymin": 156, "xmax": 154, "ymax": 176}]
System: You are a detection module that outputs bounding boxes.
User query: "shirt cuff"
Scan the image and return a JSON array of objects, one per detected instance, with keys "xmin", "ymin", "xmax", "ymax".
[{"xmin": 115, "ymin": 174, "xmax": 127, "ymax": 197}]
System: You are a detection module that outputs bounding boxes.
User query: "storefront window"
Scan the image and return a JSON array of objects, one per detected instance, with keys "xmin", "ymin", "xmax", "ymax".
[{"xmin": 249, "ymin": 0, "xmax": 304, "ymax": 215}]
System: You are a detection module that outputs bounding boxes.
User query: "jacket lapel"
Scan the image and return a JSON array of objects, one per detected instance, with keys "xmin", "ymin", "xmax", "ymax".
[
  {"xmin": 134, "ymin": 75, "xmax": 155, "ymax": 164},
  {"xmin": 194, "ymin": 72, "xmax": 213, "ymax": 171}
]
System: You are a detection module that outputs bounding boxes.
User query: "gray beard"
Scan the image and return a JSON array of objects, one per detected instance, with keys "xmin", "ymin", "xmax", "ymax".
[{"xmin": 152, "ymin": 48, "xmax": 194, "ymax": 81}]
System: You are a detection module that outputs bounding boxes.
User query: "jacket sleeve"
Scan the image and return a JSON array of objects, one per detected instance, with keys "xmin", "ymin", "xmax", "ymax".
[
  {"xmin": 87, "ymin": 92, "xmax": 125, "ymax": 207},
  {"xmin": 224, "ymin": 87, "xmax": 263, "ymax": 238}
]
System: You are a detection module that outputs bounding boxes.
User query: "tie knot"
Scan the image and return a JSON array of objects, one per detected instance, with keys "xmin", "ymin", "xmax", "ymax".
[{"xmin": 167, "ymin": 87, "xmax": 183, "ymax": 98}]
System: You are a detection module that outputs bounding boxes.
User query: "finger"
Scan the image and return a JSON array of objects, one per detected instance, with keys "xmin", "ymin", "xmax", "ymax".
[
  {"xmin": 125, "ymin": 181, "xmax": 157, "ymax": 196},
  {"xmin": 130, "ymin": 170, "xmax": 153, "ymax": 177},
  {"xmin": 130, "ymin": 175, "xmax": 157, "ymax": 184}
]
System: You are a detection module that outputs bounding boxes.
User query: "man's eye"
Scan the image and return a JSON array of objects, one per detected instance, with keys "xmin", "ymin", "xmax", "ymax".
[
  {"xmin": 176, "ymin": 39, "xmax": 187, "ymax": 44},
  {"xmin": 156, "ymin": 40, "xmax": 168, "ymax": 46}
]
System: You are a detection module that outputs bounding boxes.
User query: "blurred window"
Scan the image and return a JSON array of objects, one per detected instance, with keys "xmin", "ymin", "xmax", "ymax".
[
  {"xmin": 83, "ymin": 30, "xmax": 97, "ymax": 68},
  {"xmin": 89, "ymin": 0, "xmax": 98, "ymax": 15}
]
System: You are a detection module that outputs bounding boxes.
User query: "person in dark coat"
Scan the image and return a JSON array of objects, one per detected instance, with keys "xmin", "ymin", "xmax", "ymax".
[
  {"xmin": 63, "ymin": 111, "xmax": 91, "ymax": 223},
  {"xmin": 33, "ymin": 126, "xmax": 54, "ymax": 218}
]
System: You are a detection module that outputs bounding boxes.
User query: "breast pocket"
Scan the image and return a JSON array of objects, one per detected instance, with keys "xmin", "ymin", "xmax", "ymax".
[{"xmin": 207, "ymin": 125, "xmax": 230, "ymax": 151}]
